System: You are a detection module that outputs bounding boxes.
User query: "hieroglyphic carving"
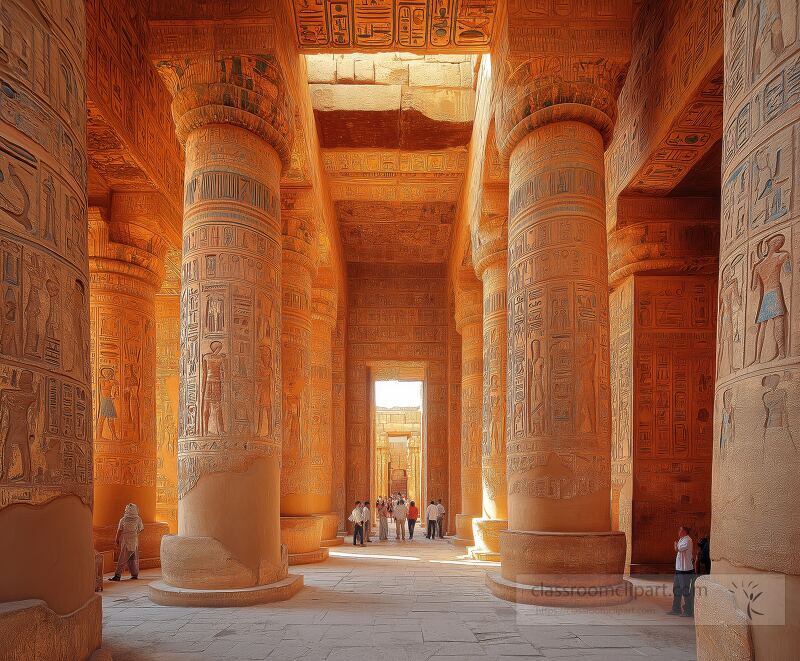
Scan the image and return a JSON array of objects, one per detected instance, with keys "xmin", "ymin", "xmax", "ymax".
[
  {"xmin": 346, "ymin": 262, "xmax": 449, "ymax": 515},
  {"xmin": 331, "ymin": 305, "xmax": 347, "ymax": 530},
  {"xmin": 447, "ymin": 292, "xmax": 462, "ymax": 532},
  {"xmin": 292, "ymin": 0, "xmax": 498, "ymax": 52},
  {"xmin": 85, "ymin": 0, "xmax": 183, "ymax": 223},
  {"xmin": 309, "ymin": 285, "xmax": 337, "ymax": 518},
  {"xmin": 0, "ymin": 0, "xmax": 92, "ymax": 509},
  {"xmin": 632, "ymin": 276, "xmax": 715, "ymax": 568},
  {"xmin": 280, "ymin": 191, "xmax": 321, "ymax": 506},
  {"xmin": 506, "ymin": 121, "xmax": 612, "ymax": 531},
  {"xmin": 473, "ymin": 210, "xmax": 508, "ymax": 522},
  {"xmin": 707, "ymin": 0, "xmax": 800, "ymax": 592},
  {"xmin": 88, "ymin": 214, "xmax": 165, "ymax": 523},
  {"xmin": 605, "ymin": 0, "xmax": 723, "ymax": 211},
  {"xmin": 454, "ymin": 259, "xmax": 483, "ymax": 526},
  {"xmin": 155, "ymin": 290, "xmax": 180, "ymax": 533},
  {"xmin": 178, "ymin": 124, "xmax": 283, "ymax": 498}
]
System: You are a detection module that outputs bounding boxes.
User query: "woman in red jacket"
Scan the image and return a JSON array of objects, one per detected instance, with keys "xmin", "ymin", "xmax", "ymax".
[{"xmin": 407, "ymin": 501, "xmax": 419, "ymax": 540}]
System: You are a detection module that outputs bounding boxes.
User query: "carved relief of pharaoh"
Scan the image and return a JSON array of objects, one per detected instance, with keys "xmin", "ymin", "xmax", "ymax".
[
  {"xmin": 201, "ymin": 340, "xmax": 226, "ymax": 436},
  {"xmin": 750, "ymin": 233, "xmax": 792, "ymax": 365}
]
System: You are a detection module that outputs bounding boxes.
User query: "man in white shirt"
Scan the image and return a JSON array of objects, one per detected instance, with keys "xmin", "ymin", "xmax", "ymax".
[
  {"xmin": 425, "ymin": 500, "xmax": 439, "ymax": 539},
  {"xmin": 436, "ymin": 499, "xmax": 446, "ymax": 539},
  {"xmin": 349, "ymin": 501, "xmax": 365, "ymax": 546},
  {"xmin": 668, "ymin": 525, "xmax": 695, "ymax": 616},
  {"xmin": 362, "ymin": 500, "xmax": 371, "ymax": 543},
  {"xmin": 393, "ymin": 499, "xmax": 408, "ymax": 540}
]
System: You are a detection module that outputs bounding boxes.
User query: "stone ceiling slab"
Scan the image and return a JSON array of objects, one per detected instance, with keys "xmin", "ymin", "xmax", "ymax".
[{"xmin": 292, "ymin": 0, "xmax": 498, "ymax": 53}]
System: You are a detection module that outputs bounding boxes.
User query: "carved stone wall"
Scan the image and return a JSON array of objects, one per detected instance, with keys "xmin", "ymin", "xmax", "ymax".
[
  {"xmin": 346, "ymin": 263, "xmax": 449, "ymax": 524},
  {"xmin": 0, "ymin": 0, "xmax": 101, "ymax": 654},
  {"xmin": 697, "ymin": 2, "xmax": 800, "ymax": 658},
  {"xmin": 612, "ymin": 275, "xmax": 716, "ymax": 573}
]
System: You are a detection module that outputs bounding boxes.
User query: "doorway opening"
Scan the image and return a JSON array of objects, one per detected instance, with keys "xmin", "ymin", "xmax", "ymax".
[{"xmin": 373, "ymin": 380, "xmax": 424, "ymax": 506}]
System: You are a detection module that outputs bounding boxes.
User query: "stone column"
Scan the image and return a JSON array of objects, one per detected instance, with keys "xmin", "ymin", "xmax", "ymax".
[
  {"xmin": 149, "ymin": 53, "xmax": 303, "ymax": 606},
  {"xmin": 696, "ymin": 6, "xmax": 800, "ymax": 658},
  {"xmin": 279, "ymin": 189, "xmax": 328, "ymax": 565},
  {"xmin": 155, "ymin": 254, "xmax": 181, "ymax": 534},
  {"xmin": 452, "ymin": 275, "xmax": 483, "ymax": 546},
  {"xmin": 331, "ymin": 307, "xmax": 347, "ymax": 533},
  {"xmin": 311, "ymin": 285, "xmax": 343, "ymax": 547},
  {"xmin": 0, "ymin": 0, "xmax": 102, "ymax": 656},
  {"xmin": 88, "ymin": 205, "xmax": 169, "ymax": 569},
  {"xmin": 447, "ymin": 295, "xmax": 462, "ymax": 535},
  {"xmin": 486, "ymin": 12, "xmax": 631, "ymax": 604},
  {"xmin": 469, "ymin": 194, "xmax": 509, "ymax": 561}
]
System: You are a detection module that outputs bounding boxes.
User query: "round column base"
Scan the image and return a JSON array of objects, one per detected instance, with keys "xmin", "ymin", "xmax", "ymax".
[
  {"xmin": 149, "ymin": 574, "xmax": 304, "ymax": 607},
  {"xmin": 450, "ymin": 537, "xmax": 473, "ymax": 548},
  {"xmin": 467, "ymin": 547, "xmax": 501, "ymax": 562},
  {"xmin": 486, "ymin": 572, "xmax": 633, "ymax": 607},
  {"xmin": 288, "ymin": 547, "xmax": 330, "ymax": 565},
  {"xmin": 454, "ymin": 513, "xmax": 477, "ymax": 545},
  {"xmin": 280, "ymin": 515, "xmax": 323, "ymax": 553},
  {"xmin": 468, "ymin": 518, "xmax": 507, "ymax": 560},
  {"xmin": 321, "ymin": 536, "xmax": 344, "ymax": 547}
]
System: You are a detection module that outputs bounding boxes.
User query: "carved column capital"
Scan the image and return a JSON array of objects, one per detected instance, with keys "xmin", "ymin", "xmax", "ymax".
[
  {"xmin": 607, "ymin": 198, "xmax": 720, "ymax": 288},
  {"xmin": 88, "ymin": 207, "xmax": 166, "ymax": 293},
  {"xmin": 472, "ymin": 214, "xmax": 508, "ymax": 280},
  {"xmin": 281, "ymin": 189, "xmax": 319, "ymax": 275},
  {"xmin": 454, "ymin": 284, "xmax": 483, "ymax": 333},
  {"xmin": 158, "ymin": 54, "xmax": 294, "ymax": 165},
  {"xmin": 493, "ymin": 4, "xmax": 632, "ymax": 156}
]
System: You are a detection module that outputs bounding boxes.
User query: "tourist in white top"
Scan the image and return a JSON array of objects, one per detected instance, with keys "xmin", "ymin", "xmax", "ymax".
[
  {"xmin": 436, "ymin": 499, "xmax": 446, "ymax": 539},
  {"xmin": 362, "ymin": 501, "xmax": 371, "ymax": 543},
  {"xmin": 349, "ymin": 501, "xmax": 365, "ymax": 546},
  {"xmin": 425, "ymin": 501, "xmax": 439, "ymax": 539},
  {"xmin": 393, "ymin": 499, "xmax": 408, "ymax": 540},
  {"xmin": 668, "ymin": 526, "xmax": 695, "ymax": 617}
]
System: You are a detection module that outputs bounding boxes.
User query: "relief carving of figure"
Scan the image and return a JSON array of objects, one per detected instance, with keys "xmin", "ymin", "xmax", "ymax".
[
  {"xmin": 66, "ymin": 279, "xmax": 89, "ymax": 379},
  {"xmin": 257, "ymin": 344, "xmax": 274, "ymax": 436},
  {"xmin": 0, "ymin": 369, "xmax": 37, "ymax": 482},
  {"xmin": 23, "ymin": 270, "xmax": 42, "ymax": 357},
  {"xmin": 44, "ymin": 279, "xmax": 59, "ymax": 340},
  {"xmin": 42, "ymin": 175, "xmax": 57, "ymax": 243},
  {"xmin": 719, "ymin": 388, "xmax": 735, "ymax": 455},
  {"xmin": 201, "ymin": 341, "xmax": 226, "ymax": 435},
  {"xmin": 527, "ymin": 338, "xmax": 544, "ymax": 435},
  {"xmin": 0, "ymin": 162, "xmax": 31, "ymax": 230},
  {"xmin": 97, "ymin": 367, "xmax": 120, "ymax": 441},
  {"xmin": 753, "ymin": 146, "xmax": 788, "ymax": 226},
  {"xmin": 205, "ymin": 296, "xmax": 224, "ymax": 333},
  {"xmin": 761, "ymin": 373, "xmax": 796, "ymax": 450},
  {"xmin": 125, "ymin": 363, "xmax": 140, "ymax": 431},
  {"xmin": 488, "ymin": 374, "xmax": 502, "ymax": 456},
  {"xmin": 752, "ymin": 0, "xmax": 786, "ymax": 80},
  {"xmin": 576, "ymin": 337, "xmax": 596, "ymax": 433},
  {"xmin": 1, "ymin": 286, "xmax": 18, "ymax": 356},
  {"xmin": 750, "ymin": 234, "xmax": 792, "ymax": 365},
  {"xmin": 718, "ymin": 261, "xmax": 743, "ymax": 376},
  {"xmin": 283, "ymin": 348, "xmax": 303, "ymax": 453}
]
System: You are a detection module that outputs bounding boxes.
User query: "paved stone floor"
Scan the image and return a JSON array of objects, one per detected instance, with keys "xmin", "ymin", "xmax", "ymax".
[{"xmin": 102, "ymin": 535, "xmax": 696, "ymax": 660}]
